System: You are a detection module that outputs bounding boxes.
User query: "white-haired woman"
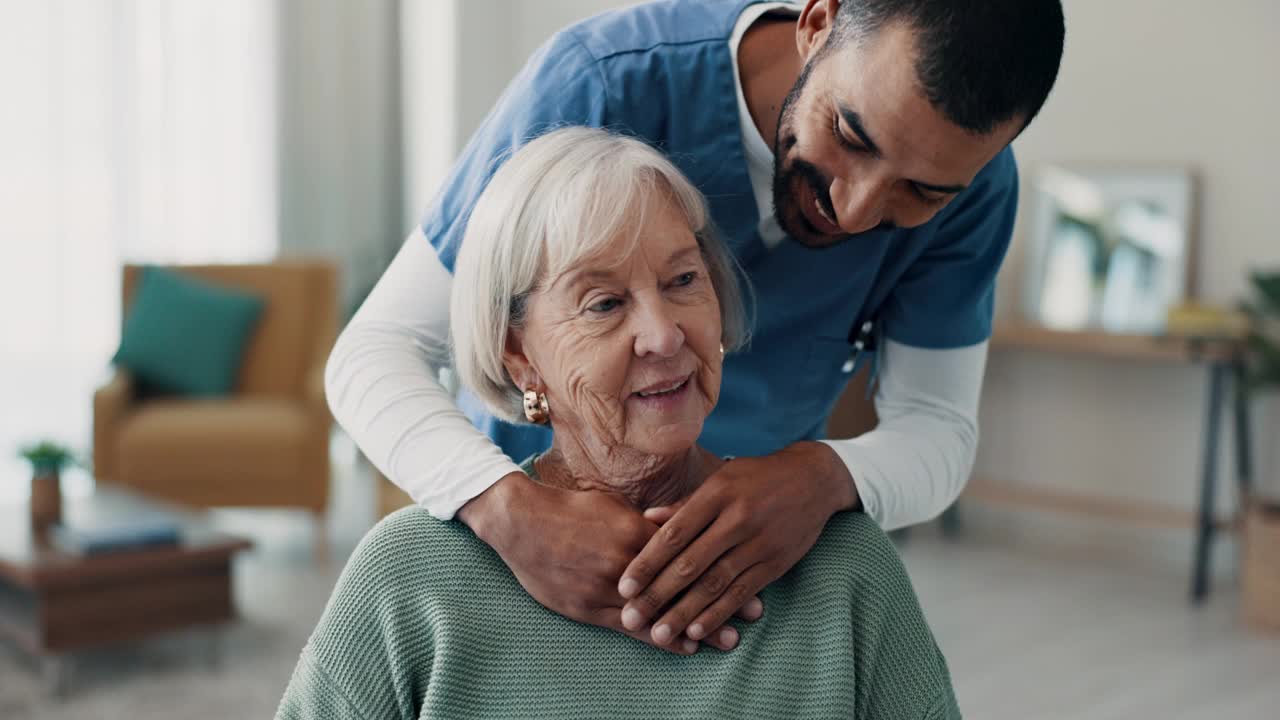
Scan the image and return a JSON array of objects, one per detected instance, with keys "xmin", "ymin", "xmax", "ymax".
[{"xmin": 277, "ymin": 128, "xmax": 959, "ymax": 720}]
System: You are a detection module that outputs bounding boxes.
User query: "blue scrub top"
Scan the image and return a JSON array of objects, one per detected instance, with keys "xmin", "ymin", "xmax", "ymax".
[{"xmin": 424, "ymin": 0, "xmax": 1019, "ymax": 463}]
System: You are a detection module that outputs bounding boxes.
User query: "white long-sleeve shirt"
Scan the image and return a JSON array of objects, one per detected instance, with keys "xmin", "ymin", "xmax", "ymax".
[
  {"xmin": 326, "ymin": 1, "xmax": 988, "ymax": 531},
  {"xmin": 327, "ymin": 227, "xmax": 986, "ymax": 531}
]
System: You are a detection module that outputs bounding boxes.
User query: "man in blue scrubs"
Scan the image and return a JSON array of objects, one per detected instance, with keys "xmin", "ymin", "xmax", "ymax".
[{"xmin": 328, "ymin": 0, "xmax": 1065, "ymax": 654}]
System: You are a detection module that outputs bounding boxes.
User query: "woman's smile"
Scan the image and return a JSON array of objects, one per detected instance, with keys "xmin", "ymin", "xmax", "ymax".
[{"xmin": 628, "ymin": 372, "xmax": 694, "ymax": 410}]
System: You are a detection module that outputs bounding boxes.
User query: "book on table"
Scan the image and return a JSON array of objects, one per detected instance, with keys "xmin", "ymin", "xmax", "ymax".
[{"xmin": 50, "ymin": 515, "xmax": 182, "ymax": 556}]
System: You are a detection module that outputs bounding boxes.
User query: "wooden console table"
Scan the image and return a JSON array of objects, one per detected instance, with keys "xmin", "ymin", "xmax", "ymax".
[{"xmin": 980, "ymin": 323, "xmax": 1253, "ymax": 604}]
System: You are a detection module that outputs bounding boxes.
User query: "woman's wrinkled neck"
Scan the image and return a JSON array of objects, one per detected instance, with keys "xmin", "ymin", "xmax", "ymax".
[{"xmin": 533, "ymin": 434, "xmax": 723, "ymax": 510}]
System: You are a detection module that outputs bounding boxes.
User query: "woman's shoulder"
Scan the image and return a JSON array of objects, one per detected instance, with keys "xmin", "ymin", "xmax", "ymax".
[
  {"xmin": 348, "ymin": 506, "xmax": 500, "ymax": 585},
  {"xmin": 286, "ymin": 513, "xmax": 496, "ymax": 717},
  {"xmin": 798, "ymin": 512, "xmax": 915, "ymax": 600},
  {"xmin": 815, "ymin": 512, "xmax": 899, "ymax": 561},
  {"xmin": 797, "ymin": 514, "xmax": 959, "ymax": 716},
  {"xmin": 368, "ymin": 504, "xmax": 471, "ymax": 547},
  {"xmin": 323, "ymin": 506, "xmax": 509, "ymax": 623}
]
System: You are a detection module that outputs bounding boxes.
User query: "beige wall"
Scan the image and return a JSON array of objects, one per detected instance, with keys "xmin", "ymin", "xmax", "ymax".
[
  {"xmin": 443, "ymin": 0, "xmax": 1280, "ymax": 512},
  {"xmin": 1006, "ymin": 0, "xmax": 1280, "ymax": 310},
  {"xmin": 984, "ymin": 0, "xmax": 1280, "ymax": 507},
  {"xmin": 450, "ymin": 0, "xmax": 637, "ymax": 143},
  {"xmin": 400, "ymin": 0, "xmax": 587, "ymax": 229}
]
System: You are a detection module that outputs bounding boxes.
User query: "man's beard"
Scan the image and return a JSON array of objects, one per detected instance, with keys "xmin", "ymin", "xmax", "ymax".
[
  {"xmin": 771, "ymin": 60, "xmax": 841, "ymax": 248},
  {"xmin": 770, "ymin": 59, "xmax": 892, "ymax": 248}
]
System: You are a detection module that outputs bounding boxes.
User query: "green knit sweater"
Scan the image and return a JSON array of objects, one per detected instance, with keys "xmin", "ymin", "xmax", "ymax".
[{"xmin": 277, "ymin": 475, "xmax": 960, "ymax": 719}]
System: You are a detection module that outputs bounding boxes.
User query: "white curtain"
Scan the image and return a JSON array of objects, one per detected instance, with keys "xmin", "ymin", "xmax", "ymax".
[{"xmin": 0, "ymin": 0, "xmax": 278, "ymax": 493}]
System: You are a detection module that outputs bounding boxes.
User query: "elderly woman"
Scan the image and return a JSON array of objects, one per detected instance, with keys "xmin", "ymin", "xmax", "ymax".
[{"xmin": 277, "ymin": 128, "xmax": 959, "ymax": 719}]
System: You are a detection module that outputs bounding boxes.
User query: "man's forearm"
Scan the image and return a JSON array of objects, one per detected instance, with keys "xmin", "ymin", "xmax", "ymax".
[
  {"xmin": 819, "ymin": 339, "xmax": 986, "ymax": 530},
  {"xmin": 456, "ymin": 471, "xmax": 532, "ymax": 542},
  {"xmin": 785, "ymin": 441, "xmax": 861, "ymax": 514},
  {"xmin": 821, "ymin": 414, "xmax": 976, "ymax": 530}
]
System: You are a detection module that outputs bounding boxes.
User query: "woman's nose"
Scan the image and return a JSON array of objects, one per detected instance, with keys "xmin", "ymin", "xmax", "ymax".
[
  {"xmin": 632, "ymin": 300, "xmax": 685, "ymax": 358},
  {"xmin": 828, "ymin": 176, "xmax": 888, "ymax": 235}
]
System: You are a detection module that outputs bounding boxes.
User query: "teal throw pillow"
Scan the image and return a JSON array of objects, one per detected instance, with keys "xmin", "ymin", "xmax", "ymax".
[{"xmin": 113, "ymin": 267, "xmax": 265, "ymax": 396}]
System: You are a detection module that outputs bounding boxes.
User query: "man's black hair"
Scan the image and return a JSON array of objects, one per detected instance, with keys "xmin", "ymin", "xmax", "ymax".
[{"xmin": 828, "ymin": 0, "xmax": 1066, "ymax": 135}]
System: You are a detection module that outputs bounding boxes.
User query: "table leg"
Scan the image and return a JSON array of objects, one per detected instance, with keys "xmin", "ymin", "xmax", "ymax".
[
  {"xmin": 1192, "ymin": 361, "xmax": 1227, "ymax": 604},
  {"xmin": 1233, "ymin": 360, "xmax": 1254, "ymax": 503},
  {"xmin": 202, "ymin": 625, "xmax": 225, "ymax": 671},
  {"xmin": 42, "ymin": 654, "xmax": 71, "ymax": 699}
]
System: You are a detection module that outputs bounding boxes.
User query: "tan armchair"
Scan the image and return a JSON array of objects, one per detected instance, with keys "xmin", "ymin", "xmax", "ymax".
[{"xmin": 93, "ymin": 261, "xmax": 338, "ymax": 538}]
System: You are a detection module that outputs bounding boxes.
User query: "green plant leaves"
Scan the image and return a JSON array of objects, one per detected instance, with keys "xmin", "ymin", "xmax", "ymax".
[
  {"xmin": 1250, "ymin": 272, "xmax": 1280, "ymax": 312},
  {"xmin": 1246, "ymin": 271, "xmax": 1280, "ymax": 389},
  {"xmin": 18, "ymin": 441, "xmax": 77, "ymax": 473}
]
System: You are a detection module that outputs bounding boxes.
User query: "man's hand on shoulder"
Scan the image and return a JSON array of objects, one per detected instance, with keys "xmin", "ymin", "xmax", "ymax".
[
  {"xmin": 616, "ymin": 441, "xmax": 858, "ymax": 648},
  {"xmin": 457, "ymin": 471, "xmax": 758, "ymax": 654}
]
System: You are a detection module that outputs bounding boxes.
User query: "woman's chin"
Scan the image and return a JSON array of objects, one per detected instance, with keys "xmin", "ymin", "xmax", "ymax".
[{"xmin": 623, "ymin": 421, "xmax": 704, "ymax": 458}]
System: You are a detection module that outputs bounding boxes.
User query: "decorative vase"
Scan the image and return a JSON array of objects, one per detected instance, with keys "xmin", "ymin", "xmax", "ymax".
[{"xmin": 30, "ymin": 469, "xmax": 63, "ymax": 532}]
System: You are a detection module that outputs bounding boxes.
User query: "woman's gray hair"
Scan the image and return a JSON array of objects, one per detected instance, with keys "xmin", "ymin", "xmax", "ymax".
[{"xmin": 450, "ymin": 127, "xmax": 750, "ymax": 424}]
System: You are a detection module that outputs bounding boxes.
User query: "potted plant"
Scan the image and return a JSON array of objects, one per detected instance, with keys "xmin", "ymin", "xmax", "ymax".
[
  {"xmin": 19, "ymin": 440, "xmax": 77, "ymax": 531},
  {"xmin": 1242, "ymin": 272, "xmax": 1280, "ymax": 393},
  {"xmin": 1240, "ymin": 271, "xmax": 1280, "ymax": 629}
]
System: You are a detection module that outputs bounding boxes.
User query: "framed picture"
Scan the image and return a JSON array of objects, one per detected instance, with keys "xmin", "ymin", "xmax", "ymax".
[{"xmin": 1021, "ymin": 166, "xmax": 1197, "ymax": 335}]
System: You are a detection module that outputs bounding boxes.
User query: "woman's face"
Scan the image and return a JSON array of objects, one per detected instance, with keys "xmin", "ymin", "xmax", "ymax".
[{"xmin": 506, "ymin": 194, "xmax": 724, "ymax": 458}]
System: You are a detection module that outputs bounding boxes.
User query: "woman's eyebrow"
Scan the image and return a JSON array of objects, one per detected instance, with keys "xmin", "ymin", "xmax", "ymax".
[
  {"xmin": 556, "ymin": 244, "xmax": 700, "ymax": 289},
  {"xmin": 557, "ymin": 268, "xmax": 617, "ymax": 291},
  {"xmin": 665, "ymin": 245, "xmax": 701, "ymax": 266}
]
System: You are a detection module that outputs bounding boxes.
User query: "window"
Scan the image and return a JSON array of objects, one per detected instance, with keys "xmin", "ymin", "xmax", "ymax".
[{"xmin": 0, "ymin": 0, "xmax": 278, "ymax": 496}]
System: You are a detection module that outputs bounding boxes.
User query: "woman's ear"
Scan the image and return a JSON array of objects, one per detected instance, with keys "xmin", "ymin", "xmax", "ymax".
[
  {"xmin": 501, "ymin": 327, "xmax": 541, "ymax": 391},
  {"xmin": 796, "ymin": 0, "xmax": 839, "ymax": 61}
]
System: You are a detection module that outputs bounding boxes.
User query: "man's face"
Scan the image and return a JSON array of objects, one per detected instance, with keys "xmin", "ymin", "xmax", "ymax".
[{"xmin": 773, "ymin": 22, "xmax": 1022, "ymax": 248}]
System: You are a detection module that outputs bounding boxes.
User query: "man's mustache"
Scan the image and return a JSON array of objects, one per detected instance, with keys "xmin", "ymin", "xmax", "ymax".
[
  {"xmin": 783, "ymin": 158, "xmax": 897, "ymax": 234},
  {"xmin": 787, "ymin": 158, "xmax": 838, "ymax": 229}
]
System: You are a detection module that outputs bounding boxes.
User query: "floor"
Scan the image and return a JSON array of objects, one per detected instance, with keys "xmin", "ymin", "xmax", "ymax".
[
  {"xmin": 901, "ymin": 519, "xmax": 1279, "ymax": 719},
  {"xmin": 1, "ymin": 446, "xmax": 1277, "ymax": 719}
]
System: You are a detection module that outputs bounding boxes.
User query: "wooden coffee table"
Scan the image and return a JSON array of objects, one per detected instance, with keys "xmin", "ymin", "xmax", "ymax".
[{"xmin": 0, "ymin": 483, "xmax": 252, "ymax": 694}]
